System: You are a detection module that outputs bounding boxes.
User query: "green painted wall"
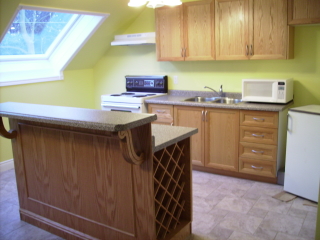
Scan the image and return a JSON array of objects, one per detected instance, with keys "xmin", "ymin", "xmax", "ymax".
[{"xmin": 0, "ymin": 69, "xmax": 95, "ymax": 163}]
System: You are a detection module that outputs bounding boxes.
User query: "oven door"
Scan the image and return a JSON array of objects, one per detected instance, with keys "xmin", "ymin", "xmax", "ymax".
[{"xmin": 101, "ymin": 102, "xmax": 143, "ymax": 113}]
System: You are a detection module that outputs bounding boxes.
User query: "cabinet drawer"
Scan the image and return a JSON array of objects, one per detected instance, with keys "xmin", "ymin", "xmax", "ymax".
[
  {"xmin": 240, "ymin": 126, "xmax": 278, "ymax": 145},
  {"xmin": 240, "ymin": 111, "xmax": 278, "ymax": 128},
  {"xmin": 239, "ymin": 157, "xmax": 276, "ymax": 178},
  {"xmin": 148, "ymin": 104, "xmax": 173, "ymax": 124},
  {"xmin": 239, "ymin": 142, "xmax": 277, "ymax": 161}
]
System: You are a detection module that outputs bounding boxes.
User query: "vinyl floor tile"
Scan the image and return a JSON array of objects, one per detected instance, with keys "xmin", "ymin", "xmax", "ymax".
[{"xmin": 0, "ymin": 169, "xmax": 318, "ymax": 240}]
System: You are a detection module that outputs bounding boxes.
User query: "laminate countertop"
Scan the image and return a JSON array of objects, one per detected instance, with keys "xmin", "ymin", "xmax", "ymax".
[
  {"xmin": 0, "ymin": 102, "xmax": 198, "ymax": 152},
  {"xmin": 0, "ymin": 102, "xmax": 157, "ymax": 132},
  {"xmin": 145, "ymin": 90, "xmax": 293, "ymax": 112}
]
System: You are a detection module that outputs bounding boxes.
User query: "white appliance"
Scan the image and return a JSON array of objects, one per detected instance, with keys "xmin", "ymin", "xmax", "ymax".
[
  {"xmin": 242, "ymin": 78, "xmax": 293, "ymax": 103},
  {"xmin": 101, "ymin": 75, "xmax": 167, "ymax": 113},
  {"xmin": 111, "ymin": 32, "xmax": 156, "ymax": 46},
  {"xmin": 284, "ymin": 105, "xmax": 320, "ymax": 202}
]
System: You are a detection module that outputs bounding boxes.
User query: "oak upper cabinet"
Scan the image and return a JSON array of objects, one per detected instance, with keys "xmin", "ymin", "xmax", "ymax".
[
  {"xmin": 288, "ymin": 0, "xmax": 320, "ymax": 25},
  {"xmin": 205, "ymin": 108, "xmax": 240, "ymax": 171},
  {"xmin": 156, "ymin": 5, "xmax": 184, "ymax": 61},
  {"xmin": 156, "ymin": 0, "xmax": 215, "ymax": 61},
  {"xmin": 215, "ymin": 0, "xmax": 293, "ymax": 60},
  {"xmin": 174, "ymin": 106, "xmax": 205, "ymax": 166},
  {"xmin": 215, "ymin": 0, "xmax": 249, "ymax": 60}
]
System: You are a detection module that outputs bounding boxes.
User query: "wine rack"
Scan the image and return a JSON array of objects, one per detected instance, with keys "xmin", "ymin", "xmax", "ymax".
[{"xmin": 153, "ymin": 140, "xmax": 191, "ymax": 239}]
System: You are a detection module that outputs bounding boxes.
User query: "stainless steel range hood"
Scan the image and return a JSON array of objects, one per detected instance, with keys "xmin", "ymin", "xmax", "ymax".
[{"xmin": 111, "ymin": 32, "xmax": 156, "ymax": 46}]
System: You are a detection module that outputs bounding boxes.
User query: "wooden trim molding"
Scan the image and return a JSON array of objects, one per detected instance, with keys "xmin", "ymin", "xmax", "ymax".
[
  {"xmin": 118, "ymin": 129, "xmax": 145, "ymax": 165},
  {"xmin": 0, "ymin": 117, "xmax": 17, "ymax": 139}
]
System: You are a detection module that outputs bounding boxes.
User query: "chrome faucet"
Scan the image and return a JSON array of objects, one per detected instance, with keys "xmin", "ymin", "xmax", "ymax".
[{"xmin": 204, "ymin": 85, "xmax": 223, "ymax": 97}]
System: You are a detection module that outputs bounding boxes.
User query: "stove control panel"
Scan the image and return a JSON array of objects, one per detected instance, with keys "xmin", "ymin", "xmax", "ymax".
[{"xmin": 125, "ymin": 75, "xmax": 168, "ymax": 93}]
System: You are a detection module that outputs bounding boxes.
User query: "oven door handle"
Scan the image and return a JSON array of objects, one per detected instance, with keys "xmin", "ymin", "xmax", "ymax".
[{"xmin": 101, "ymin": 103, "xmax": 141, "ymax": 110}]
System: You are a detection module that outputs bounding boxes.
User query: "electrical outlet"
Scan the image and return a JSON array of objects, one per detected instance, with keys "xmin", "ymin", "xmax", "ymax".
[{"xmin": 174, "ymin": 76, "xmax": 178, "ymax": 84}]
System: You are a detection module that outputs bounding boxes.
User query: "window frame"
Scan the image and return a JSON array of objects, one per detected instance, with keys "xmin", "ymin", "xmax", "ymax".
[{"xmin": 0, "ymin": 5, "xmax": 109, "ymax": 87}]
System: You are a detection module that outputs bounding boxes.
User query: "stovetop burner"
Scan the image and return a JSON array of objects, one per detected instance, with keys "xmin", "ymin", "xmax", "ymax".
[
  {"xmin": 121, "ymin": 92, "xmax": 135, "ymax": 95},
  {"xmin": 133, "ymin": 95, "xmax": 147, "ymax": 98}
]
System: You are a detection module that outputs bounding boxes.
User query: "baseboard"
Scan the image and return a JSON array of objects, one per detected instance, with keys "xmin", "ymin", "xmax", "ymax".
[{"xmin": 0, "ymin": 159, "xmax": 14, "ymax": 172}]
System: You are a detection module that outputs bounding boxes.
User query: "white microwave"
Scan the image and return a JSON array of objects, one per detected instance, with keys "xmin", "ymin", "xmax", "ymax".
[{"xmin": 242, "ymin": 79, "xmax": 293, "ymax": 103}]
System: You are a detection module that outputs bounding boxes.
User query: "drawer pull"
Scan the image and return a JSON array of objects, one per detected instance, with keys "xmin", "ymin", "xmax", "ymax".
[
  {"xmin": 156, "ymin": 110, "xmax": 166, "ymax": 113},
  {"xmin": 252, "ymin": 149, "xmax": 264, "ymax": 154},
  {"xmin": 253, "ymin": 117, "xmax": 265, "ymax": 122},
  {"xmin": 252, "ymin": 133, "xmax": 264, "ymax": 138},
  {"xmin": 202, "ymin": 110, "xmax": 205, "ymax": 121},
  {"xmin": 251, "ymin": 165, "xmax": 263, "ymax": 170}
]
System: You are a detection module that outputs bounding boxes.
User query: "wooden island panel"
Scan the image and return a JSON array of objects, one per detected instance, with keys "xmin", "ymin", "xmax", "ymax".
[
  {"xmin": 10, "ymin": 119, "xmax": 155, "ymax": 240},
  {"xmin": 0, "ymin": 115, "xmax": 194, "ymax": 240}
]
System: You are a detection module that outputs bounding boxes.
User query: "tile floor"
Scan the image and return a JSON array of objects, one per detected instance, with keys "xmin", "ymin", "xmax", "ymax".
[{"xmin": 0, "ymin": 168, "xmax": 318, "ymax": 240}]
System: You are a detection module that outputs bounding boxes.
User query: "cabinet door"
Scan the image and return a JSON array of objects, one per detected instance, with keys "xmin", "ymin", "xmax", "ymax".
[
  {"xmin": 174, "ymin": 106, "xmax": 205, "ymax": 166},
  {"xmin": 215, "ymin": 0, "xmax": 250, "ymax": 60},
  {"xmin": 205, "ymin": 109, "xmax": 239, "ymax": 171},
  {"xmin": 183, "ymin": 0, "xmax": 215, "ymax": 61},
  {"xmin": 250, "ymin": 0, "xmax": 290, "ymax": 60},
  {"xmin": 288, "ymin": 0, "xmax": 320, "ymax": 25},
  {"xmin": 156, "ymin": 6, "xmax": 184, "ymax": 61}
]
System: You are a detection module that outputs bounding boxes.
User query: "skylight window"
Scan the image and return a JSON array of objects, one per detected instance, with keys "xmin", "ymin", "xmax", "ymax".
[
  {"xmin": 0, "ymin": 5, "xmax": 109, "ymax": 86},
  {"xmin": 0, "ymin": 10, "xmax": 75, "ymax": 56}
]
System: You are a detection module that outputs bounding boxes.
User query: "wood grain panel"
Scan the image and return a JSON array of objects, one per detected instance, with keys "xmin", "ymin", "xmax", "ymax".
[
  {"xmin": 215, "ymin": 0, "xmax": 249, "ymax": 60},
  {"xmin": 148, "ymin": 104, "xmax": 174, "ymax": 125},
  {"xmin": 239, "ymin": 157, "xmax": 276, "ymax": 177},
  {"xmin": 288, "ymin": 0, "xmax": 320, "ymax": 25},
  {"xmin": 7, "ymin": 119, "xmax": 158, "ymax": 240},
  {"xmin": 239, "ymin": 142, "xmax": 277, "ymax": 161},
  {"xmin": 250, "ymin": 0, "xmax": 288, "ymax": 59},
  {"xmin": 183, "ymin": 0, "xmax": 215, "ymax": 61},
  {"xmin": 240, "ymin": 110, "xmax": 278, "ymax": 128},
  {"xmin": 205, "ymin": 109, "xmax": 239, "ymax": 171},
  {"xmin": 174, "ymin": 106, "xmax": 204, "ymax": 166},
  {"xmin": 156, "ymin": 6, "xmax": 184, "ymax": 61},
  {"xmin": 19, "ymin": 123, "xmax": 136, "ymax": 237},
  {"xmin": 240, "ymin": 126, "xmax": 278, "ymax": 145}
]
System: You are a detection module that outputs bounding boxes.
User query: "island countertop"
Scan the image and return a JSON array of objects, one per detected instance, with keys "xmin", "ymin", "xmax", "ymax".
[{"xmin": 0, "ymin": 102, "xmax": 157, "ymax": 132}]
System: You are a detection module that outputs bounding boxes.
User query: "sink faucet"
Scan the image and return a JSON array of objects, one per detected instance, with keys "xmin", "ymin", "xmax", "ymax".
[{"xmin": 204, "ymin": 85, "xmax": 223, "ymax": 97}]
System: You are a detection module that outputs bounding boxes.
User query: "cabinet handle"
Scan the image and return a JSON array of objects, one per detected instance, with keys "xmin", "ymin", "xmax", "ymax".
[
  {"xmin": 253, "ymin": 117, "xmax": 265, "ymax": 122},
  {"xmin": 250, "ymin": 44, "xmax": 253, "ymax": 56},
  {"xmin": 171, "ymin": 122, "xmax": 173, "ymax": 126},
  {"xmin": 156, "ymin": 110, "xmax": 166, "ymax": 113},
  {"xmin": 252, "ymin": 149, "xmax": 264, "ymax": 154},
  {"xmin": 181, "ymin": 48, "xmax": 184, "ymax": 57},
  {"xmin": 201, "ymin": 110, "xmax": 204, "ymax": 121},
  {"xmin": 205, "ymin": 111, "xmax": 208, "ymax": 122},
  {"xmin": 246, "ymin": 45, "xmax": 249, "ymax": 56},
  {"xmin": 251, "ymin": 165, "xmax": 263, "ymax": 170},
  {"xmin": 184, "ymin": 48, "xmax": 187, "ymax": 57},
  {"xmin": 252, "ymin": 133, "xmax": 264, "ymax": 138}
]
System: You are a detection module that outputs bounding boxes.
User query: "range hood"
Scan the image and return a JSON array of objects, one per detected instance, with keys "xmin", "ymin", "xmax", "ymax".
[{"xmin": 111, "ymin": 32, "xmax": 156, "ymax": 46}]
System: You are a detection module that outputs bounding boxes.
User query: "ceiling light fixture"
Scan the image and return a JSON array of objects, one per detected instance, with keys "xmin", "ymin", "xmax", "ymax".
[{"xmin": 128, "ymin": 0, "xmax": 182, "ymax": 8}]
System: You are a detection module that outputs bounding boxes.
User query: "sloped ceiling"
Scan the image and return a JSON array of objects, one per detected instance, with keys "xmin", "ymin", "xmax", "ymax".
[{"xmin": 0, "ymin": 0, "xmax": 147, "ymax": 70}]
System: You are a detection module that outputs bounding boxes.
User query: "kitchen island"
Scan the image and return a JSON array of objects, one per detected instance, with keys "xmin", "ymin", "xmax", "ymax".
[{"xmin": 0, "ymin": 102, "xmax": 197, "ymax": 240}]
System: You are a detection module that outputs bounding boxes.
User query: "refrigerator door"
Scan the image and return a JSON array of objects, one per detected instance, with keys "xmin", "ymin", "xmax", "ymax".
[{"xmin": 284, "ymin": 106, "xmax": 320, "ymax": 202}]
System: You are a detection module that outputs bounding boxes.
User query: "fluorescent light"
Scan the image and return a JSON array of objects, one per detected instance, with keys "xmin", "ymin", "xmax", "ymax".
[{"xmin": 128, "ymin": 0, "xmax": 147, "ymax": 7}]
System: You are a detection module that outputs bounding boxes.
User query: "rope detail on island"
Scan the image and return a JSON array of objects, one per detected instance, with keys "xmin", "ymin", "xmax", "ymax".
[
  {"xmin": 118, "ymin": 129, "xmax": 145, "ymax": 165},
  {"xmin": 0, "ymin": 117, "xmax": 17, "ymax": 139}
]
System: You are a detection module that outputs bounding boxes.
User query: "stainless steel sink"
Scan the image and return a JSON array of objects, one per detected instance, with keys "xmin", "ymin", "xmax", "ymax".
[
  {"xmin": 183, "ymin": 96, "xmax": 219, "ymax": 102},
  {"xmin": 183, "ymin": 96, "xmax": 242, "ymax": 104},
  {"xmin": 211, "ymin": 98, "xmax": 242, "ymax": 104}
]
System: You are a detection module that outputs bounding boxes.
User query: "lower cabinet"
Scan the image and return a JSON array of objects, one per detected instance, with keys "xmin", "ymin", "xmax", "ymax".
[
  {"xmin": 174, "ymin": 106, "xmax": 239, "ymax": 171},
  {"xmin": 148, "ymin": 104, "xmax": 285, "ymax": 183}
]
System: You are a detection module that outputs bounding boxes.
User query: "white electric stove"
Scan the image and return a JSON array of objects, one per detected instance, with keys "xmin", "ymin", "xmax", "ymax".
[{"xmin": 101, "ymin": 75, "xmax": 168, "ymax": 113}]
